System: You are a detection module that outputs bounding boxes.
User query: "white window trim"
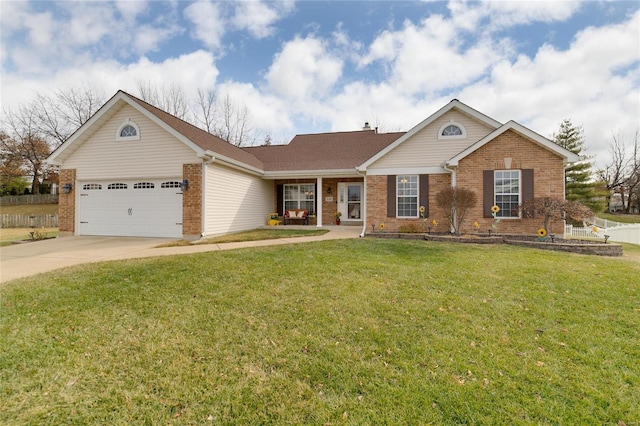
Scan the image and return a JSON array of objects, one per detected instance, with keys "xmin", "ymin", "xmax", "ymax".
[
  {"xmin": 437, "ymin": 120, "xmax": 467, "ymax": 140},
  {"xmin": 284, "ymin": 183, "xmax": 316, "ymax": 214},
  {"xmin": 116, "ymin": 119, "xmax": 140, "ymax": 141},
  {"xmin": 494, "ymin": 169, "xmax": 521, "ymax": 219},
  {"xmin": 396, "ymin": 175, "xmax": 419, "ymax": 218}
]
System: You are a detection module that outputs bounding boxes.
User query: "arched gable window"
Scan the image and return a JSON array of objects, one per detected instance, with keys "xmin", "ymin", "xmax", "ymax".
[
  {"xmin": 438, "ymin": 120, "xmax": 467, "ymax": 140},
  {"xmin": 116, "ymin": 120, "xmax": 140, "ymax": 141}
]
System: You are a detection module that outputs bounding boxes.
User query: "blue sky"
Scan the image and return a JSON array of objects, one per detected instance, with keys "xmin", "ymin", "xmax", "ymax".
[{"xmin": 1, "ymin": 1, "xmax": 639, "ymax": 166}]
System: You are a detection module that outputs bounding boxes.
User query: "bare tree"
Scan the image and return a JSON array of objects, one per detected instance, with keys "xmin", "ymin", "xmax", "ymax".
[
  {"xmin": 599, "ymin": 131, "xmax": 640, "ymax": 213},
  {"xmin": 34, "ymin": 85, "xmax": 106, "ymax": 147},
  {"xmin": 435, "ymin": 187, "xmax": 478, "ymax": 235},
  {"xmin": 193, "ymin": 87, "xmax": 217, "ymax": 133},
  {"xmin": 213, "ymin": 92, "xmax": 254, "ymax": 147},
  {"xmin": 522, "ymin": 197, "xmax": 593, "ymax": 230},
  {"xmin": 136, "ymin": 80, "xmax": 189, "ymax": 120}
]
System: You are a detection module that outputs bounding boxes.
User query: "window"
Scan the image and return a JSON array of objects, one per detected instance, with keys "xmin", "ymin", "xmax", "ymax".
[
  {"xmin": 82, "ymin": 183, "xmax": 102, "ymax": 190},
  {"xmin": 108, "ymin": 183, "xmax": 127, "ymax": 190},
  {"xmin": 442, "ymin": 125, "xmax": 462, "ymax": 136},
  {"xmin": 120, "ymin": 125, "xmax": 137, "ymax": 137},
  {"xmin": 161, "ymin": 181, "xmax": 181, "ymax": 188},
  {"xmin": 134, "ymin": 182, "xmax": 155, "ymax": 189},
  {"xmin": 284, "ymin": 184, "xmax": 315, "ymax": 214},
  {"xmin": 494, "ymin": 170, "xmax": 520, "ymax": 218},
  {"xmin": 438, "ymin": 120, "xmax": 467, "ymax": 139},
  {"xmin": 116, "ymin": 120, "xmax": 140, "ymax": 141},
  {"xmin": 397, "ymin": 175, "xmax": 418, "ymax": 217}
]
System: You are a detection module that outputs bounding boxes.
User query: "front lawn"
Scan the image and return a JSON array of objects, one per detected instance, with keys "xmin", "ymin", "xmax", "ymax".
[
  {"xmin": 1, "ymin": 239, "xmax": 638, "ymax": 424},
  {"xmin": 599, "ymin": 212, "xmax": 640, "ymax": 224},
  {"xmin": 0, "ymin": 227, "xmax": 59, "ymax": 247}
]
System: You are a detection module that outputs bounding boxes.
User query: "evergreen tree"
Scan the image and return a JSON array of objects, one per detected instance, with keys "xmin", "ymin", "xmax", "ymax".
[{"xmin": 553, "ymin": 119, "xmax": 606, "ymax": 213}]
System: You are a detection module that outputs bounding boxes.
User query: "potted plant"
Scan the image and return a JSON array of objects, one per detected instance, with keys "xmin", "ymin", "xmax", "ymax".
[{"xmin": 335, "ymin": 211, "xmax": 342, "ymax": 225}]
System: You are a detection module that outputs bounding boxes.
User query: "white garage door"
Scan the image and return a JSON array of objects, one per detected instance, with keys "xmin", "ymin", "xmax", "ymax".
[{"xmin": 78, "ymin": 179, "xmax": 183, "ymax": 238}]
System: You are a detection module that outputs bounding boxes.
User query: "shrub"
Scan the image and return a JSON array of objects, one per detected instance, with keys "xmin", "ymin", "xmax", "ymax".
[{"xmin": 435, "ymin": 187, "xmax": 478, "ymax": 235}]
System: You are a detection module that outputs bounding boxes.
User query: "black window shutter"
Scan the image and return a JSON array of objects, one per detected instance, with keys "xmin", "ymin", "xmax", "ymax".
[
  {"xmin": 521, "ymin": 169, "xmax": 534, "ymax": 217},
  {"xmin": 276, "ymin": 184, "xmax": 284, "ymax": 216},
  {"xmin": 522, "ymin": 169, "xmax": 534, "ymax": 202},
  {"xmin": 387, "ymin": 175, "xmax": 396, "ymax": 217},
  {"xmin": 419, "ymin": 174, "xmax": 429, "ymax": 217},
  {"xmin": 483, "ymin": 170, "xmax": 494, "ymax": 218}
]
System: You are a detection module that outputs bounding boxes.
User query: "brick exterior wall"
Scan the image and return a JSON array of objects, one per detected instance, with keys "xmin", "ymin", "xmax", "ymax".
[
  {"xmin": 365, "ymin": 130, "xmax": 567, "ymax": 235},
  {"xmin": 182, "ymin": 163, "xmax": 203, "ymax": 238},
  {"xmin": 456, "ymin": 130, "xmax": 566, "ymax": 235},
  {"xmin": 366, "ymin": 174, "xmax": 450, "ymax": 233},
  {"xmin": 58, "ymin": 169, "xmax": 76, "ymax": 235}
]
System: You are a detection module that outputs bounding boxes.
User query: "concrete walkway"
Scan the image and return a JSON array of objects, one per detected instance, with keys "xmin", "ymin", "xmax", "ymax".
[{"xmin": 0, "ymin": 226, "xmax": 361, "ymax": 284}]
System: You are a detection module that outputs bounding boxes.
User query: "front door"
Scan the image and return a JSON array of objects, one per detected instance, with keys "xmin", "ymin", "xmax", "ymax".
[{"xmin": 337, "ymin": 183, "xmax": 363, "ymax": 221}]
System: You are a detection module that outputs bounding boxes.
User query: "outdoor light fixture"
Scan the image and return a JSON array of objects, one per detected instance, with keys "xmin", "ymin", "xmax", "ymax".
[
  {"xmin": 550, "ymin": 233, "xmax": 556, "ymax": 243},
  {"xmin": 604, "ymin": 235, "xmax": 610, "ymax": 244},
  {"xmin": 180, "ymin": 179, "xmax": 189, "ymax": 191},
  {"xmin": 62, "ymin": 183, "xmax": 73, "ymax": 194},
  {"xmin": 327, "ymin": 187, "xmax": 332, "ymax": 194}
]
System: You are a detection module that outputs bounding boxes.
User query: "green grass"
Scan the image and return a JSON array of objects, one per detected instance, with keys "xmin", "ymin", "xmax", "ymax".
[
  {"xmin": 0, "ymin": 203, "xmax": 59, "ymax": 215},
  {"xmin": 0, "ymin": 227, "xmax": 59, "ymax": 247},
  {"xmin": 1, "ymin": 239, "xmax": 638, "ymax": 424},
  {"xmin": 599, "ymin": 212, "xmax": 640, "ymax": 224}
]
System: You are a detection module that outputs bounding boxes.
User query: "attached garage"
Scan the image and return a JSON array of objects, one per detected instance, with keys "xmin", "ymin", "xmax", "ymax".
[{"xmin": 77, "ymin": 178, "xmax": 183, "ymax": 238}]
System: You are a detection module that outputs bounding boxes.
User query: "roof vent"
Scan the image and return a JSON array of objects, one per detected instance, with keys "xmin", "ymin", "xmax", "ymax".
[{"xmin": 363, "ymin": 122, "xmax": 371, "ymax": 130}]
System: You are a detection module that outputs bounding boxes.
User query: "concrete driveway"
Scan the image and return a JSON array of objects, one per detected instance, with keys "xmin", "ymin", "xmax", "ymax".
[
  {"xmin": 0, "ymin": 236, "xmax": 176, "ymax": 283},
  {"xmin": 0, "ymin": 226, "xmax": 361, "ymax": 284}
]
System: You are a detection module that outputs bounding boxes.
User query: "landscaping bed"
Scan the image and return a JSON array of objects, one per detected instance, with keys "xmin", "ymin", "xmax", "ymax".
[{"xmin": 367, "ymin": 232, "xmax": 623, "ymax": 256}]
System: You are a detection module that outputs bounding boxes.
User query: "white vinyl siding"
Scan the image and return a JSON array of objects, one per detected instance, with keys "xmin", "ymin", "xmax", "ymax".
[
  {"xmin": 63, "ymin": 105, "xmax": 199, "ymax": 180},
  {"xmin": 204, "ymin": 163, "xmax": 273, "ymax": 237},
  {"xmin": 369, "ymin": 110, "xmax": 495, "ymax": 170}
]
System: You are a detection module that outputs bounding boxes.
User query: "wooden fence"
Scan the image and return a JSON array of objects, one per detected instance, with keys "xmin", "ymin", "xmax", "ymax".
[
  {"xmin": 0, "ymin": 194, "xmax": 59, "ymax": 206},
  {"xmin": 1, "ymin": 214, "xmax": 59, "ymax": 228}
]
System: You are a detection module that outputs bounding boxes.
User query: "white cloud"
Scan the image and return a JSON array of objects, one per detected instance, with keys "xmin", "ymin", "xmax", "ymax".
[
  {"xmin": 446, "ymin": 0, "xmax": 583, "ymax": 32},
  {"xmin": 266, "ymin": 36, "xmax": 343, "ymax": 100},
  {"xmin": 360, "ymin": 14, "xmax": 509, "ymax": 95},
  {"xmin": 1, "ymin": 51, "xmax": 220, "ymax": 111},
  {"xmin": 115, "ymin": 0, "xmax": 149, "ymax": 22},
  {"xmin": 232, "ymin": 0, "xmax": 293, "ymax": 38},
  {"xmin": 183, "ymin": 1, "xmax": 226, "ymax": 50},
  {"xmin": 456, "ymin": 10, "xmax": 640, "ymax": 167}
]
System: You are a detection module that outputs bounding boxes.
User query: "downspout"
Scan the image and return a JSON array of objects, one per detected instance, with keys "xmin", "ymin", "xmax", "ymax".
[
  {"xmin": 201, "ymin": 156, "xmax": 215, "ymax": 238},
  {"xmin": 357, "ymin": 169, "xmax": 367, "ymax": 238},
  {"xmin": 442, "ymin": 162, "xmax": 457, "ymax": 234},
  {"xmin": 316, "ymin": 176, "xmax": 323, "ymax": 227}
]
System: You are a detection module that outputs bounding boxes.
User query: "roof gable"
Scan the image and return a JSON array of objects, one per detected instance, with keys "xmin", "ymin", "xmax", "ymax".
[
  {"xmin": 47, "ymin": 90, "xmax": 264, "ymax": 171},
  {"xmin": 358, "ymin": 99, "xmax": 502, "ymax": 170},
  {"xmin": 446, "ymin": 120, "xmax": 581, "ymax": 166}
]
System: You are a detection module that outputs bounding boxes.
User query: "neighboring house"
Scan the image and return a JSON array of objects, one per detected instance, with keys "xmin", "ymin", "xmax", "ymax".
[{"xmin": 47, "ymin": 90, "xmax": 579, "ymax": 239}]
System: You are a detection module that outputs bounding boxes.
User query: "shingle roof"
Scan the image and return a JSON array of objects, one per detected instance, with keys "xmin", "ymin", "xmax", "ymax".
[
  {"xmin": 127, "ymin": 92, "xmax": 265, "ymax": 170},
  {"xmin": 244, "ymin": 130, "xmax": 405, "ymax": 172},
  {"xmin": 126, "ymin": 91, "xmax": 404, "ymax": 173}
]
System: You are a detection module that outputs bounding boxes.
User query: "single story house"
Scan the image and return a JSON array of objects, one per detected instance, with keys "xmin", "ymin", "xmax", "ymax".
[{"xmin": 47, "ymin": 90, "xmax": 579, "ymax": 239}]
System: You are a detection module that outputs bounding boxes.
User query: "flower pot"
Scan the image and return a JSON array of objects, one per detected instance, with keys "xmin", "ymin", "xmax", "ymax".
[{"xmin": 336, "ymin": 219, "xmax": 341, "ymax": 225}]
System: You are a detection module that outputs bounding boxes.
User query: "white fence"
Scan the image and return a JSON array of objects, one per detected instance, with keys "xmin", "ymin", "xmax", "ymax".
[
  {"xmin": 565, "ymin": 222, "xmax": 640, "ymax": 246},
  {"xmin": 0, "ymin": 214, "xmax": 59, "ymax": 228}
]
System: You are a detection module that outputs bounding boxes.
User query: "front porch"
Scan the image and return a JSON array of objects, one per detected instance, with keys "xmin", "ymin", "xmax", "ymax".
[{"xmin": 273, "ymin": 177, "xmax": 365, "ymax": 227}]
